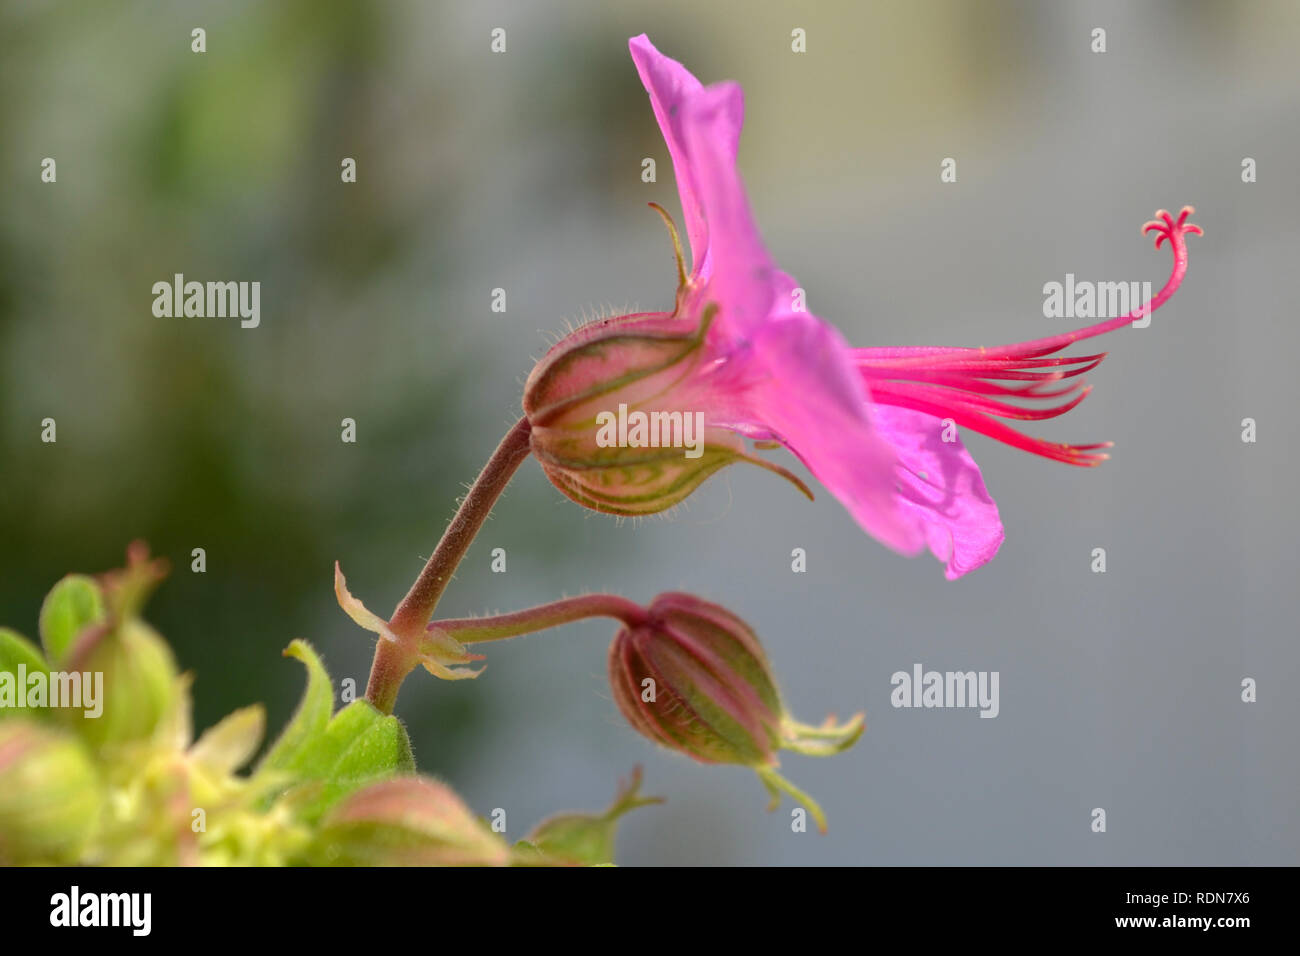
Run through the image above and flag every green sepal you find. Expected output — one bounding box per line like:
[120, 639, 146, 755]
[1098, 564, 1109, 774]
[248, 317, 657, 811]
[38, 576, 106, 666]
[521, 766, 662, 866]
[780, 712, 866, 757]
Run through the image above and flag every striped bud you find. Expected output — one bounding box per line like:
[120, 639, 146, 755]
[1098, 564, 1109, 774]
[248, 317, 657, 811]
[523, 310, 809, 516]
[608, 592, 863, 831]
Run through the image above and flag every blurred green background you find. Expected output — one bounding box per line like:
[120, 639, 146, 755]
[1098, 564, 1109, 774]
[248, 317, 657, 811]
[3, 0, 1298, 864]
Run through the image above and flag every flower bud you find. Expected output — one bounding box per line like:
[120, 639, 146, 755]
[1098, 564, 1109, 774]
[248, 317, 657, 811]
[608, 592, 863, 831]
[62, 619, 180, 750]
[523, 311, 809, 516]
[0, 720, 103, 863]
[312, 776, 510, 866]
[51, 544, 181, 750]
[519, 765, 662, 866]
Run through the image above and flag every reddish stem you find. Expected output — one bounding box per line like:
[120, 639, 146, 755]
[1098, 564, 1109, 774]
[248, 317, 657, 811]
[388, 417, 534, 637]
[364, 417, 534, 713]
[434, 594, 650, 645]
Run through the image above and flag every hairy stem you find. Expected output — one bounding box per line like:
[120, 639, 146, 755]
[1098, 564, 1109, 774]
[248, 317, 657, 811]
[365, 416, 533, 712]
[364, 638, 413, 716]
[388, 417, 533, 636]
[434, 594, 650, 645]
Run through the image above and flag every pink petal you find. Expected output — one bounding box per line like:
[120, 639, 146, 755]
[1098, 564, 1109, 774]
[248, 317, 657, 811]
[867, 406, 1005, 579]
[742, 312, 924, 558]
[628, 34, 726, 282]
[680, 82, 793, 341]
[630, 36, 1004, 580]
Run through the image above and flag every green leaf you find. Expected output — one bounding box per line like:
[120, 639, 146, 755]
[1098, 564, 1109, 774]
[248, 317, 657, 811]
[0, 630, 50, 723]
[283, 700, 415, 823]
[257, 640, 334, 773]
[38, 576, 106, 666]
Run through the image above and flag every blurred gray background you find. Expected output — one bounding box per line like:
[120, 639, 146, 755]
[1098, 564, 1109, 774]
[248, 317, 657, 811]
[2, 0, 1296, 864]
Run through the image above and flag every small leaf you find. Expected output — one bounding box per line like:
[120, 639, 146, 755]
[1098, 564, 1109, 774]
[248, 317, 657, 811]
[258, 640, 334, 773]
[38, 576, 106, 665]
[283, 700, 415, 822]
[0, 630, 49, 723]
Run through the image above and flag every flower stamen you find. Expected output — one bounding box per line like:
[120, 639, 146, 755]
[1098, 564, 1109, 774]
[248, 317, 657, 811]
[855, 207, 1201, 466]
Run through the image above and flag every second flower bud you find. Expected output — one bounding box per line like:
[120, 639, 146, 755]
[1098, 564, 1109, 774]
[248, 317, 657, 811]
[608, 592, 863, 832]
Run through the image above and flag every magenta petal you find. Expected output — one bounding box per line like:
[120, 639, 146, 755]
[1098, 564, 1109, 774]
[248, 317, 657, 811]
[680, 83, 794, 341]
[627, 36, 1009, 579]
[868, 406, 1005, 579]
[628, 34, 723, 282]
[743, 313, 925, 558]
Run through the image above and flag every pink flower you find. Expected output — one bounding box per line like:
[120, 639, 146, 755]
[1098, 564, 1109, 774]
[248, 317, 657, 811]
[530, 35, 1201, 580]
